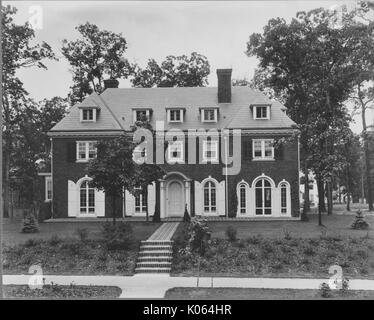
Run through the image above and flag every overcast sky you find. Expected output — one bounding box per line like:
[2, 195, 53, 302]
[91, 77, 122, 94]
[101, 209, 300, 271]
[5, 0, 373, 132]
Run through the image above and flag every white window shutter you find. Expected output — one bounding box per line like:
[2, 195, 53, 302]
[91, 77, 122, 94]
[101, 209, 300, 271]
[148, 183, 156, 215]
[125, 190, 134, 216]
[194, 181, 203, 216]
[68, 180, 77, 217]
[95, 189, 105, 217]
[218, 181, 226, 216]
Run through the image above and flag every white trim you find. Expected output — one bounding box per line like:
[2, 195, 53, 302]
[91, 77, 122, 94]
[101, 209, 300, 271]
[167, 140, 184, 164]
[253, 105, 270, 120]
[80, 108, 96, 122]
[252, 139, 274, 160]
[166, 179, 185, 217]
[278, 179, 291, 216]
[76, 141, 97, 162]
[45, 176, 52, 202]
[167, 109, 184, 123]
[236, 180, 250, 216]
[201, 108, 218, 123]
[133, 109, 150, 123]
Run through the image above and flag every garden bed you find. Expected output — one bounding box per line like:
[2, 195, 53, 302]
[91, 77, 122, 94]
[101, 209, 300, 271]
[172, 234, 374, 279]
[4, 284, 121, 299]
[165, 287, 374, 300]
[3, 237, 139, 275]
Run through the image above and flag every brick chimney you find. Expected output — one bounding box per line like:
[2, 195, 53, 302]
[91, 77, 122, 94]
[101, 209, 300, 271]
[217, 69, 232, 103]
[103, 79, 119, 90]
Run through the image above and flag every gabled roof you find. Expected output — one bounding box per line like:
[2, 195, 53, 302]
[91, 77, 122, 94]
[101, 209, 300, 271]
[50, 86, 296, 133]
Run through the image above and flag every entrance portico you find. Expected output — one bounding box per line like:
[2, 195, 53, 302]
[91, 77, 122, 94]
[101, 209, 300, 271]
[159, 172, 191, 218]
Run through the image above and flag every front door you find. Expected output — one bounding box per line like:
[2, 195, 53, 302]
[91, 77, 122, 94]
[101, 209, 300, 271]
[167, 181, 184, 217]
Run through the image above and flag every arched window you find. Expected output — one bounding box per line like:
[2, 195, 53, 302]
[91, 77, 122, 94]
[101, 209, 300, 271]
[204, 181, 216, 213]
[80, 180, 95, 214]
[135, 187, 147, 213]
[255, 179, 272, 215]
[239, 183, 247, 214]
[280, 182, 288, 214]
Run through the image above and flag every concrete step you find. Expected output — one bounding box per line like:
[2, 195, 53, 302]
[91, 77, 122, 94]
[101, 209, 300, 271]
[138, 250, 172, 257]
[135, 267, 171, 273]
[137, 256, 172, 262]
[140, 240, 173, 246]
[139, 245, 172, 251]
[136, 261, 171, 268]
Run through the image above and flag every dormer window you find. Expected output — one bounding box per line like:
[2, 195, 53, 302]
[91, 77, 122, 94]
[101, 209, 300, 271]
[133, 109, 151, 122]
[253, 105, 270, 120]
[80, 108, 97, 122]
[201, 108, 218, 123]
[167, 109, 184, 123]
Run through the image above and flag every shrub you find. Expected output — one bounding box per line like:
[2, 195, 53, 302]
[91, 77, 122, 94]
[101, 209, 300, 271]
[319, 282, 332, 298]
[101, 222, 134, 250]
[75, 228, 89, 242]
[246, 235, 262, 245]
[282, 228, 292, 240]
[225, 226, 237, 242]
[185, 217, 211, 255]
[351, 210, 370, 230]
[303, 246, 315, 256]
[49, 235, 62, 246]
[24, 238, 40, 248]
[20, 210, 39, 233]
[183, 206, 191, 223]
[340, 278, 349, 295]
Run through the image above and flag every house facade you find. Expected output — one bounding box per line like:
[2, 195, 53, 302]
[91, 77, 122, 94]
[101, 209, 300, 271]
[47, 69, 300, 220]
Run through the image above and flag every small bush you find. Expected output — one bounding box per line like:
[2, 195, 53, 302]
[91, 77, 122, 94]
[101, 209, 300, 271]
[341, 278, 349, 294]
[20, 210, 39, 234]
[186, 217, 211, 255]
[303, 246, 315, 256]
[351, 210, 370, 230]
[183, 206, 191, 223]
[319, 282, 332, 298]
[225, 226, 237, 242]
[101, 222, 134, 250]
[246, 235, 262, 245]
[24, 238, 40, 248]
[282, 228, 292, 240]
[75, 228, 89, 242]
[49, 235, 62, 246]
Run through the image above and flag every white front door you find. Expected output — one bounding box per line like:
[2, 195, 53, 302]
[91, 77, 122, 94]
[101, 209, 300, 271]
[167, 181, 184, 217]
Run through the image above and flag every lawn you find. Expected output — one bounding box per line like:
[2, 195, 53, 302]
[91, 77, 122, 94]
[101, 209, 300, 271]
[164, 287, 374, 300]
[4, 284, 121, 299]
[2, 221, 161, 275]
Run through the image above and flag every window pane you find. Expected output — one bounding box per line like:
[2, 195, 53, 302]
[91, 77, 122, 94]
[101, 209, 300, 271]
[264, 188, 271, 208]
[204, 109, 215, 121]
[255, 188, 262, 213]
[88, 142, 96, 159]
[281, 185, 287, 213]
[254, 140, 262, 157]
[78, 142, 86, 159]
[264, 140, 273, 157]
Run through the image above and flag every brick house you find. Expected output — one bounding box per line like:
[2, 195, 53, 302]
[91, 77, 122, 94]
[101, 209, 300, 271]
[46, 69, 300, 220]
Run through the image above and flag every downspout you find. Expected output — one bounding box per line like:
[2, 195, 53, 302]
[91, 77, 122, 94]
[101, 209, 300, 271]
[297, 134, 301, 219]
[224, 135, 229, 218]
[50, 137, 54, 219]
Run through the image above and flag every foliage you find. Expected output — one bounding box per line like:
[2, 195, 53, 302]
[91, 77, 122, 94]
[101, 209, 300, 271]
[62, 22, 133, 104]
[183, 206, 191, 223]
[20, 208, 39, 233]
[75, 228, 90, 242]
[225, 226, 237, 242]
[319, 283, 332, 298]
[179, 217, 211, 256]
[101, 221, 134, 250]
[131, 52, 210, 88]
[351, 210, 370, 230]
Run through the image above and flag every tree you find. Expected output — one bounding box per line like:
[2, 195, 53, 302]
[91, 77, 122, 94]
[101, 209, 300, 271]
[2, 5, 56, 217]
[87, 117, 164, 224]
[62, 22, 133, 104]
[246, 7, 363, 224]
[131, 52, 210, 88]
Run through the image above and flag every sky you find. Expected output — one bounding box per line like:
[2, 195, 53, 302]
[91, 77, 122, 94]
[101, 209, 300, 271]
[5, 0, 373, 132]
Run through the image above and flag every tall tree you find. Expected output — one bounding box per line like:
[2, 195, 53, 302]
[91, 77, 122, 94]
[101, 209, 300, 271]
[131, 52, 210, 88]
[2, 5, 56, 217]
[62, 22, 133, 104]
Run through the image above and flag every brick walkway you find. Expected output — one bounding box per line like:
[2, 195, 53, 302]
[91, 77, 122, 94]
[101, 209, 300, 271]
[147, 222, 179, 241]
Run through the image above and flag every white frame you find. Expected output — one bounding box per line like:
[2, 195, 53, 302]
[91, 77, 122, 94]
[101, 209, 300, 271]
[253, 105, 270, 120]
[278, 180, 291, 216]
[238, 182, 247, 214]
[45, 176, 52, 202]
[203, 180, 217, 213]
[167, 109, 184, 123]
[133, 109, 150, 123]
[254, 178, 273, 215]
[76, 141, 97, 162]
[201, 108, 218, 123]
[80, 108, 96, 122]
[134, 187, 147, 213]
[202, 140, 219, 163]
[167, 140, 184, 164]
[252, 139, 274, 160]
[79, 179, 96, 216]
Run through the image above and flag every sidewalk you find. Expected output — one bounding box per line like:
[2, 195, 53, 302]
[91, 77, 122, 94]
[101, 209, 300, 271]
[4, 274, 374, 298]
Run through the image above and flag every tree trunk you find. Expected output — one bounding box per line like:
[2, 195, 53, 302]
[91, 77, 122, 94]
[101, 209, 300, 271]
[303, 167, 310, 213]
[326, 180, 333, 215]
[317, 176, 326, 213]
[3, 147, 10, 218]
[346, 168, 351, 211]
[112, 195, 116, 225]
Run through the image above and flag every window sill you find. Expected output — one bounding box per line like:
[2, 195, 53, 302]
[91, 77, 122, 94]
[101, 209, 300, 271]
[252, 158, 275, 161]
[80, 120, 96, 123]
[167, 159, 185, 164]
[202, 159, 219, 164]
[76, 160, 89, 163]
[168, 120, 183, 124]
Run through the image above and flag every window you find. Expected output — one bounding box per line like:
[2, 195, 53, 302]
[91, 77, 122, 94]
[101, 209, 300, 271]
[80, 108, 96, 122]
[204, 181, 216, 213]
[76, 141, 97, 161]
[202, 140, 218, 162]
[168, 109, 183, 123]
[239, 183, 247, 214]
[255, 179, 272, 215]
[253, 106, 270, 119]
[133, 109, 150, 122]
[134, 187, 147, 213]
[80, 180, 95, 214]
[201, 108, 218, 122]
[252, 139, 274, 160]
[45, 176, 52, 201]
[280, 183, 287, 214]
[167, 141, 184, 163]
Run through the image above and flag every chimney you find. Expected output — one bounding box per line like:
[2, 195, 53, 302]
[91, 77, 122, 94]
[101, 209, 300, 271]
[216, 69, 232, 103]
[103, 79, 119, 90]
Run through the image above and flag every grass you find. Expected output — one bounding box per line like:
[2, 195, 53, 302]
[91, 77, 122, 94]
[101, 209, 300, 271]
[165, 287, 374, 300]
[2, 220, 161, 245]
[4, 284, 121, 299]
[171, 234, 374, 279]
